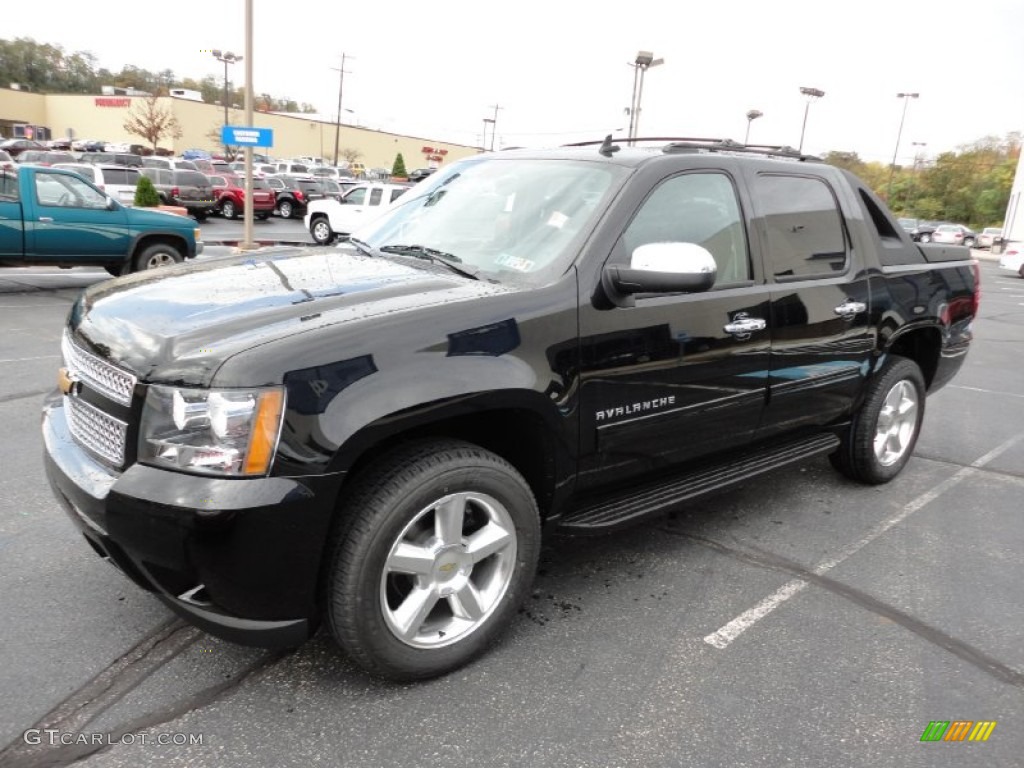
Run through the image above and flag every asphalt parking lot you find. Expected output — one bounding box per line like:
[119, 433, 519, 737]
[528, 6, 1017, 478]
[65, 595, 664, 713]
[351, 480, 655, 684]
[0, 256, 1021, 767]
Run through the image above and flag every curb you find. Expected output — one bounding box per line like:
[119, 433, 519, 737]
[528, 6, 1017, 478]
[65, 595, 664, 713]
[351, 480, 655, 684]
[203, 239, 313, 248]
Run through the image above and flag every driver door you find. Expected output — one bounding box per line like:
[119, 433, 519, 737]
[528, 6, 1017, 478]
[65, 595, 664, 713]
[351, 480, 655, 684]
[30, 170, 131, 262]
[577, 170, 773, 489]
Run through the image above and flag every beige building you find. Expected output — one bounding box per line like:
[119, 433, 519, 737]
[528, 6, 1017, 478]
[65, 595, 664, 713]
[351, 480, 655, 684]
[0, 87, 478, 170]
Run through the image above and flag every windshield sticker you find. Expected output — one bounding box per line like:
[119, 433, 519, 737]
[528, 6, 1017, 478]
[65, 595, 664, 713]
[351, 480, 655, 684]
[494, 254, 535, 272]
[547, 211, 569, 229]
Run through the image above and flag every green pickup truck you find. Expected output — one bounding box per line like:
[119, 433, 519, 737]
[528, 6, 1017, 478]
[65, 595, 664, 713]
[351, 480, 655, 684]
[0, 165, 203, 276]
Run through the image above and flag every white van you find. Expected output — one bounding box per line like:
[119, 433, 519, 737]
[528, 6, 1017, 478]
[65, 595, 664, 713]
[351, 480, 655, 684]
[51, 163, 142, 206]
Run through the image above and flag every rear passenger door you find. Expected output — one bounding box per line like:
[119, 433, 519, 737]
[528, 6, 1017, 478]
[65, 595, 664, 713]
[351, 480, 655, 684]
[750, 172, 873, 439]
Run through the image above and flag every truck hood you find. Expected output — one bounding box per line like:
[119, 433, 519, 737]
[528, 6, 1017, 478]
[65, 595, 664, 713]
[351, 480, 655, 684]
[69, 247, 511, 386]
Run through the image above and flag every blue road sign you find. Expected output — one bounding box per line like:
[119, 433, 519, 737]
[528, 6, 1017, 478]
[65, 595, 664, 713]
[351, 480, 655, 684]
[221, 126, 274, 148]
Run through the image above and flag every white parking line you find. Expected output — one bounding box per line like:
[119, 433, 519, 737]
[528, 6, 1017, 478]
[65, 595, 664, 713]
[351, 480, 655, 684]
[703, 432, 1024, 650]
[0, 355, 60, 364]
[951, 385, 1024, 400]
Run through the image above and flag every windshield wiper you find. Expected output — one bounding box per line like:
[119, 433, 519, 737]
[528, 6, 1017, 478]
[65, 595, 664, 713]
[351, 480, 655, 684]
[379, 244, 480, 280]
[345, 236, 378, 258]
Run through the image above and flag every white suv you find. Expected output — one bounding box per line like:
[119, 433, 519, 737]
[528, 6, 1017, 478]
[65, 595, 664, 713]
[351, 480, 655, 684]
[51, 163, 142, 206]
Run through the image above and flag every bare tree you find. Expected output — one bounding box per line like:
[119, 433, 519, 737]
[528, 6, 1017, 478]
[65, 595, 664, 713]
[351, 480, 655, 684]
[340, 147, 363, 164]
[123, 95, 182, 151]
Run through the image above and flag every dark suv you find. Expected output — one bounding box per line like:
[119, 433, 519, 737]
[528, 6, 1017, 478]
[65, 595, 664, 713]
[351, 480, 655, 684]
[265, 176, 309, 219]
[140, 168, 216, 219]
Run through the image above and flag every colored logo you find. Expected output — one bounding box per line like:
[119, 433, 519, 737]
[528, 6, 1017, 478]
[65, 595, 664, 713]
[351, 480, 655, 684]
[920, 721, 997, 742]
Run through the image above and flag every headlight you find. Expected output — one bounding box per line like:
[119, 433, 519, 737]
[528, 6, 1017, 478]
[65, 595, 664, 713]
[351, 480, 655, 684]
[140, 384, 285, 476]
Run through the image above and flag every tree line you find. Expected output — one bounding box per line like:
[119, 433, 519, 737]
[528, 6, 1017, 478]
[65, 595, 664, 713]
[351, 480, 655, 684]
[822, 133, 1020, 229]
[0, 37, 317, 114]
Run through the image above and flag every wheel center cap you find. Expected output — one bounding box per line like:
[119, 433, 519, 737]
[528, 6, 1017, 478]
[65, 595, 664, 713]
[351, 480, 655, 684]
[431, 546, 471, 594]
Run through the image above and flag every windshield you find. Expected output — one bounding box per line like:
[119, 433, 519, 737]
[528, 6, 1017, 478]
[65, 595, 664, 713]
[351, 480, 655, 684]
[351, 157, 626, 284]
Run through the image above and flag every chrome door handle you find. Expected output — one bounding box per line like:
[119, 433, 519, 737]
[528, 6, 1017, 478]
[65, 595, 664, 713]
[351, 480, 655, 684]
[724, 314, 767, 337]
[834, 300, 867, 317]
[38, 216, 54, 223]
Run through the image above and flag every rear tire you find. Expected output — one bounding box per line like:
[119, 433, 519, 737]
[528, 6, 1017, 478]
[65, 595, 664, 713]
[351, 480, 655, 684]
[221, 199, 236, 219]
[830, 356, 926, 485]
[326, 439, 540, 681]
[132, 242, 184, 272]
[278, 200, 294, 219]
[919, 233, 932, 243]
[963, 236, 976, 248]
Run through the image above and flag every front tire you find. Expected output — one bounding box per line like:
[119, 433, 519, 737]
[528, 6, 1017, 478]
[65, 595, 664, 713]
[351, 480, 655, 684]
[830, 356, 926, 484]
[327, 440, 540, 681]
[310, 216, 334, 245]
[133, 242, 183, 272]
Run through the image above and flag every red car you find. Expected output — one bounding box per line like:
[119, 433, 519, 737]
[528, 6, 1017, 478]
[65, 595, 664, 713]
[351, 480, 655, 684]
[209, 174, 276, 220]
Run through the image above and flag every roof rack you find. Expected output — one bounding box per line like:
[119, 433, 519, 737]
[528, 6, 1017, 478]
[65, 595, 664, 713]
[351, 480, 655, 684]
[561, 136, 819, 162]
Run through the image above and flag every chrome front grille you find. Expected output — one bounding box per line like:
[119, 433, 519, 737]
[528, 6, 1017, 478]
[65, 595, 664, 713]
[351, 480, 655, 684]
[62, 333, 137, 406]
[65, 395, 128, 465]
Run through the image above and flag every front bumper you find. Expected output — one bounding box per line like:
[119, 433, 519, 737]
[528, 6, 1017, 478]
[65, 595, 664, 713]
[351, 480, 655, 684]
[42, 393, 343, 649]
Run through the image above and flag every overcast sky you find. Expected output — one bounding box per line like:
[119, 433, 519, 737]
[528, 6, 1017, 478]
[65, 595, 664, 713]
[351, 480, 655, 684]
[6, 0, 1024, 162]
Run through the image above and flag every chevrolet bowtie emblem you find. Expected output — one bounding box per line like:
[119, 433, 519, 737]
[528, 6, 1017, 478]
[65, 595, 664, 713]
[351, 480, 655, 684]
[58, 367, 81, 396]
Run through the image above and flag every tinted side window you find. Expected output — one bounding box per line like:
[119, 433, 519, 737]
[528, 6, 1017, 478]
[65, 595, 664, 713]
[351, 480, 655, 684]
[345, 188, 367, 205]
[755, 174, 847, 279]
[621, 172, 751, 285]
[175, 171, 209, 186]
[105, 168, 135, 185]
[369, 188, 383, 205]
[389, 188, 407, 203]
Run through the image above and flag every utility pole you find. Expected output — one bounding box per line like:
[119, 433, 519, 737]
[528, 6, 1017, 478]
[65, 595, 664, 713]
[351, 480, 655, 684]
[331, 53, 352, 166]
[487, 104, 502, 151]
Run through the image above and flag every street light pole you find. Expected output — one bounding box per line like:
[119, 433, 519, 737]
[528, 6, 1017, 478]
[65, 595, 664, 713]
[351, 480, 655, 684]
[908, 140, 927, 216]
[211, 50, 242, 145]
[241, 0, 254, 251]
[797, 86, 824, 154]
[487, 104, 502, 151]
[482, 117, 495, 152]
[627, 51, 664, 145]
[744, 109, 763, 144]
[887, 91, 920, 201]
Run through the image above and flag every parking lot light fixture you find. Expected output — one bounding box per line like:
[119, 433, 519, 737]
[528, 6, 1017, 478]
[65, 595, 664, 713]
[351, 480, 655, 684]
[211, 50, 242, 147]
[887, 92, 920, 201]
[744, 109, 763, 144]
[797, 86, 825, 154]
[628, 51, 664, 145]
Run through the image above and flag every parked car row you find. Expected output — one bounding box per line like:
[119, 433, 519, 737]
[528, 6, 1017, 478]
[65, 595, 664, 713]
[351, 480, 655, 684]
[897, 218, 1003, 248]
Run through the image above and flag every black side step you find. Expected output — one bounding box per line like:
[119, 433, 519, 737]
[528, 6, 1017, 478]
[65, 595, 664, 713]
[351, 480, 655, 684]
[558, 433, 840, 533]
